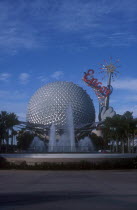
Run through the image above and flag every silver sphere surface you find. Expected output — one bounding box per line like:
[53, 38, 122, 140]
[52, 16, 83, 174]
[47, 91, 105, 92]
[27, 81, 95, 128]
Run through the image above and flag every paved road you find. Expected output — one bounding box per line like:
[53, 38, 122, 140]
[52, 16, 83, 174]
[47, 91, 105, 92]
[0, 170, 137, 210]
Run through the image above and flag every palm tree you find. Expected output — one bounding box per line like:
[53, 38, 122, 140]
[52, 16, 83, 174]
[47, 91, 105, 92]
[103, 111, 136, 153]
[16, 130, 34, 151]
[0, 111, 19, 152]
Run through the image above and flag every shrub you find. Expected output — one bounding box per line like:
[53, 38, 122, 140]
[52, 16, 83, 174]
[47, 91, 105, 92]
[0, 156, 10, 169]
[0, 157, 137, 170]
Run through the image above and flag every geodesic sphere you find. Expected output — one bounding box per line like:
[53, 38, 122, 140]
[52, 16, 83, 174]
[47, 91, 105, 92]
[27, 81, 95, 128]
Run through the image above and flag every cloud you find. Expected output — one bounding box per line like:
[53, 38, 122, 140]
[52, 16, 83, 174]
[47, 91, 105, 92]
[0, 73, 11, 81]
[84, 32, 137, 47]
[0, 90, 28, 101]
[0, 90, 7, 97]
[113, 78, 137, 90]
[52, 0, 137, 32]
[0, 1, 42, 53]
[37, 76, 48, 83]
[51, 71, 64, 80]
[19, 73, 30, 84]
[116, 104, 137, 118]
[124, 95, 137, 102]
[0, 0, 136, 53]
[110, 94, 137, 105]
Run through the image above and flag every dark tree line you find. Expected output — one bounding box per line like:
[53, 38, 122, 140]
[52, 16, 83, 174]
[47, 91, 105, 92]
[16, 130, 34, 150]
[102, 111, 137, 153]
[0, 111, 19, 152]
[0, 111, 34, 152]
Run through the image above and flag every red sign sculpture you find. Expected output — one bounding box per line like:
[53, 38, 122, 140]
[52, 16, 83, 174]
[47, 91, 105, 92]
[83, 69, 112, 106]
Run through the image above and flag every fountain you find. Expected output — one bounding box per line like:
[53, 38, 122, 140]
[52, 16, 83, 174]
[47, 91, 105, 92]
[63, 105, 94, 152]
[29, 136, 46, 152]
[48, 104, 76, 152]
[56, 134, 70, 152]
[48, 124, 56, 152]
[78, 137, 94, 152]
[29, 105, 94, 153]
[66, 104, 76, 152]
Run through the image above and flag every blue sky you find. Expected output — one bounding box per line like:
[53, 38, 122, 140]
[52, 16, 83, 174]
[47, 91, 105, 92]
[0, 0, 137, 121]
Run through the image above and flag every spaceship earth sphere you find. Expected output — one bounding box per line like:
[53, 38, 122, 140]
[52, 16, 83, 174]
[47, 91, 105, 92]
[27, 81, 95, 128]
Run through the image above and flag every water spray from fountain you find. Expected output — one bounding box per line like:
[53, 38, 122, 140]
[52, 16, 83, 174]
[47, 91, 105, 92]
[78, 136, 94, 152]
[29, 136, 46, 152]
[48, 103, 76, 152]
[66, 104, 76, 152]
[48, 124, 56, 152]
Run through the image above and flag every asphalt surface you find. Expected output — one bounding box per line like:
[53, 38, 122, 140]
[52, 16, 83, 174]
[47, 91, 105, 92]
[0, 170, 137, 210]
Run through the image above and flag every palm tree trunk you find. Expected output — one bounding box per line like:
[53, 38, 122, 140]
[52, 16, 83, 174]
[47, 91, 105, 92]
[0, 139, 1, 152]
[122, 139, 125, 153]
[116, 140, 118, 153]
[112, 140, 115, 153]
[132, 134, 135, 153]
[116, 134, 118, 153]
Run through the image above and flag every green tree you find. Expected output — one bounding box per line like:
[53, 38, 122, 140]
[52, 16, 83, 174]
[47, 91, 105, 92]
[103, 111, 137, 153]
[16, 130, 34, 150]
[0, 111, 19, 152]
